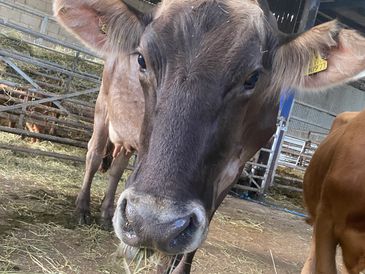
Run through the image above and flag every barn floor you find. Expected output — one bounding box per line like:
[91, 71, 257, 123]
[0, 134, 343, 273]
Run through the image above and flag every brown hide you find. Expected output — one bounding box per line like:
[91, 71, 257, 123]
[303, 110, 365, 274]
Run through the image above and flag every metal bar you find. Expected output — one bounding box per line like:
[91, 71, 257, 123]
[259, 148, 274, 154]
[241, 170, 263, 189]
[285, 133, 321, 143]
[1, 71, 65, 91]
[0, 143, 85, 163]
[245, 161, 269, 169]
[0, 95, 65, 116]
[280, 148, 314, 159]
[66, 51, 80, 93]
[261, 120, 285, 193]
[274, 175, 303, 184]
[242, 172, 265, 180]
[274, 184, 303, 192]
[233, 184, 260, 193]
[4, 33, 103, 67]
[24, 112, 93, 131]
[22, 40, 103, 67]
[39, 16, 49, 34]
[0, 87, 99, 112]
[0, 111, 93, 136]
[0, 57, 70, 113]
[35, 16, 49, 44]
[20, 53, 99, 80]
[277, 162, 307, 171]
[0, 80, 96, 108]
[0, 56, 42, 90]
[17, 89, 29, 129]
[0, 19, 98, 57]
[0, 50, 100, 83]
[2, 48, 100, 80]
[2, 71, 65, 91]
[0, 126, 88, 148]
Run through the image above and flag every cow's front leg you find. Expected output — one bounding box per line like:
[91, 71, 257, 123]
[301, 228, 316, 274]
[100, 148, 132, 230]
[76, 97, 108, 225]
[76, 137, 107, 225]
[169, 251, 196, 274]
[314, 211, 337, 274]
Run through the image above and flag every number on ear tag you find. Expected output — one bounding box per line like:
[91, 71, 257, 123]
[307, 55, 328, 75]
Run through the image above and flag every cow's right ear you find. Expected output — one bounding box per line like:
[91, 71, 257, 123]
[53, 0, 152, 57]
[272, 21, 365, 92]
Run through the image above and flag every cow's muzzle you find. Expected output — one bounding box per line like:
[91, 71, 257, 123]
[113, 188, 208, 255]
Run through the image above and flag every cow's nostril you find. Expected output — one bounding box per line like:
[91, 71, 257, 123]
[119, 199, 138, 243]
[120, 198, 128, 220]
[173, 218, 189, 230]
[169, 214, 199, 250]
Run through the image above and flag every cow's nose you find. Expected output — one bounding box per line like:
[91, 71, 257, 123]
[116, 194, 206, 254]
[165, 214, 201, 253]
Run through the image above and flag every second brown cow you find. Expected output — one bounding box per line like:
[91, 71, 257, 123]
[302, 110, 365, 274]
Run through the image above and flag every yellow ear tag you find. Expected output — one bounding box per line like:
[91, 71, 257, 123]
[307, 55, 328, 76]
[99, 18, 107, 34]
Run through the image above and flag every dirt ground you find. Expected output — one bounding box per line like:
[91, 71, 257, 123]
[0, 179, 310, 274]
[0, 134, 343, 274]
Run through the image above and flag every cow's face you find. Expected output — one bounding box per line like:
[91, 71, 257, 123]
[55, 0, 365, 259]
[115, 0, 279, 255]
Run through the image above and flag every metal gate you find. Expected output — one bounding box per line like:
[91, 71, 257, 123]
[0, 0, 103, 161]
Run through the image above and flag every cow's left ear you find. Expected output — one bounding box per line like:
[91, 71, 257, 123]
[273, 21, 365, 91]
[54, 0, 153, 57]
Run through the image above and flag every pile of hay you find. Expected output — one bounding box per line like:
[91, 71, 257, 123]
[0, 132, 174, 273]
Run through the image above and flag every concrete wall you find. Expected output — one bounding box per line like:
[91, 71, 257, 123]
[288, 84, 365, 140]
[12, 0, 53, 14]
[0, 0, 80, 45]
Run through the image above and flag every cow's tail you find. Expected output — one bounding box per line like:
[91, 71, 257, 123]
[99, 138, 114, 173]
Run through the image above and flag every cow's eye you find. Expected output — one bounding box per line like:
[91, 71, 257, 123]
[244, 70, 260, 90]
[137, 54, 146, 71]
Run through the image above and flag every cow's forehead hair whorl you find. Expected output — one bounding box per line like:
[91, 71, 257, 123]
[154, 0, 265, 35]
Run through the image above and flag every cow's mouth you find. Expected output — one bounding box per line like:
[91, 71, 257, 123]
[116, 243, 180, 273]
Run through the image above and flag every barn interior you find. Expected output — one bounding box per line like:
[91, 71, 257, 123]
[0, 0, 365, 273]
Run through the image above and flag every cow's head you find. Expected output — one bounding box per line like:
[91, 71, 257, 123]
[55, 0, 365, 259]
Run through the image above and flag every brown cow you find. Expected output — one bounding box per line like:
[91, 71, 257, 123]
[329, 111, 359, 133]
[302, 110, 365, 274]
[54, 1, 145, 229]
[54, 0, 365, 272]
